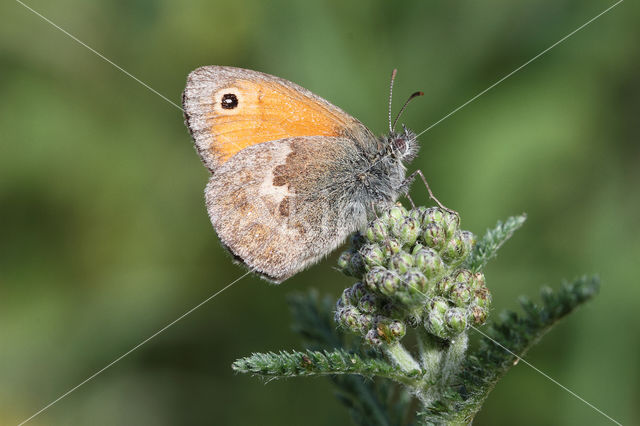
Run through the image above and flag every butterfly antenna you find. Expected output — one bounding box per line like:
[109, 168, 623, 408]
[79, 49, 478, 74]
[392, 91, 424, 132]
[388, 69, 398, 133]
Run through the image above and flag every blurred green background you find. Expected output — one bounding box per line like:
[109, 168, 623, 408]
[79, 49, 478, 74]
[1, 0, 638, 424]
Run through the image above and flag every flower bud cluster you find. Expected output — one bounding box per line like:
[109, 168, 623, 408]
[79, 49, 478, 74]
[335, 205, 491, 344]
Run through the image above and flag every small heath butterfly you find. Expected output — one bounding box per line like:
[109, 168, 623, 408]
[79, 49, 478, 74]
[182, 66, 428, 283]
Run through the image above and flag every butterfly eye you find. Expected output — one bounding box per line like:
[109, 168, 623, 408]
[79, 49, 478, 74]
[393, 137, 406, 152]
[221, 93, 238, 109]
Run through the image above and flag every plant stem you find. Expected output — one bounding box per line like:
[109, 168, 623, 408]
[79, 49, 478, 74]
[415, 332, 469, 409]
[416, 327, 443, 383]
[440, 333, 468, 388]
[383, 341, 421, 376]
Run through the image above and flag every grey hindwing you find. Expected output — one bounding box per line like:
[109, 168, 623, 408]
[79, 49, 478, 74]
[205, 136, 372, 282]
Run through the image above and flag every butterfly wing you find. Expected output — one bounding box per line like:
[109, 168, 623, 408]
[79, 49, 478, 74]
[206, 136, 369, 283]
[182, 66, 372, 171]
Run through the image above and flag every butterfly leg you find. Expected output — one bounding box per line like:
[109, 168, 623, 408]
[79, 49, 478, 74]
[370, 201, 380, 219]
[406, 193, 417, 209]
[405, 169, 456, 215]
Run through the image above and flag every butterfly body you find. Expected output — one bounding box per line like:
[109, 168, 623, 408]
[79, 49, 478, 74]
[183, 66, 418, 282]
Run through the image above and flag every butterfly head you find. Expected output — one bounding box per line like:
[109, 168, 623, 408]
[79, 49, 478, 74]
[387, 125, 418, 163]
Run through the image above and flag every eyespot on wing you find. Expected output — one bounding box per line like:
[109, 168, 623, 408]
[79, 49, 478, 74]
[182, 66, 365, 170]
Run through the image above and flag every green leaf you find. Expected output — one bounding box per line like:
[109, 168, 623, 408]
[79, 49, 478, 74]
[272, 291, 418, 426]
[419, 276, 600, 423]
[467, 214, 527, 272]
[232, 349, 418, 384]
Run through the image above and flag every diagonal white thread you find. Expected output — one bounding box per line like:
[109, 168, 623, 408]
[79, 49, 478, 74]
[414, 0, 624, 138]
[18, 271, 251, 426]
[14, 0, 250, 153]
[470, 325, 622, 425]
[15, 0, 183, 111]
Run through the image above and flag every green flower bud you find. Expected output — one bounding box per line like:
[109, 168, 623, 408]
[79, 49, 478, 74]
[359, 313, 374, 330]
[460, 230, 475, 255]
[422, 223, 447, 251]
[338, 249, 368, 277]
[429, 297, 450, 315]
[388, 204, 409, 222]
[365, 328, 383, 346]
[470, 272, 486, 290]
[442, 232, 466, 265]
[338, 287, 355, 308]
[377, 270, 401, 297]
[389, 251, 414, 273]
[365, 218, 389, 243]
[408, 206, 429, 222]
[358, 293, 378, 314]
[351, 281, 367, 300]
[391, 217, 421, 246]
[442, 210, 460, 239]
[376, 318, 406, 343]
[436, 276, 455, 295]
[336, 306, 362, 331]
[381, 238, 402, 257]
[425, 310, 447, 339]
[449, 282, 472, 307]
[422, 207, 445, 227]
[337, 251, 353, 273]
[364, 266, 387, 291]
[470, 306, 488, 325]
[402, 269, 429, 297]
[411, 243, 425, 255]
[413, 248, 446, 280]
[445, 307, 467, 334]
[452, 269, 473, 286]
[378, 209, 390, 224]
[336, 204, 491, 345]
[359, 244, 385, 268]
[473, 286, 492, 310]
[388, 320, 406, 338]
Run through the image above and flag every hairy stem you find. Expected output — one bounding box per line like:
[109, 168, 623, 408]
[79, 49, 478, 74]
[416, 328, 443, 384]
[439, 333, 468, 388]
[383, 342, 421, 376]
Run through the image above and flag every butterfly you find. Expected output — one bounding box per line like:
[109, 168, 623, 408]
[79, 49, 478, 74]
[182, 66, 436, 283]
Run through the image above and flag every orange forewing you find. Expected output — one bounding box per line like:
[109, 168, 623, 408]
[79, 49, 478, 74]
[205, 80, 346, 164]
